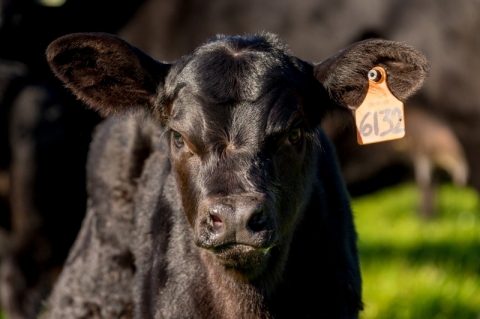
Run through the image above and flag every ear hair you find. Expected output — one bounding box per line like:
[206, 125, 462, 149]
[46, 32, 170, 117]
[314, 39, 429, 109]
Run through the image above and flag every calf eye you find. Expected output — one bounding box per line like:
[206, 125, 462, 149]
[288, 127, 302, 145]
[172, 130, 185, 148]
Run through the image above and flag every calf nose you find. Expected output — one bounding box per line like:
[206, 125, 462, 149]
[209, 201, 268, 233]
[205, 197, 272, 247]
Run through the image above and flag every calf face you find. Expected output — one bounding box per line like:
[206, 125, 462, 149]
[165, 39, 323, 274]
[46, 32, 427, 282]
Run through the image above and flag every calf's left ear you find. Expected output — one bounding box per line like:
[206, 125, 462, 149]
[46, 32, 170, 118]
[314, 38, 429, 110]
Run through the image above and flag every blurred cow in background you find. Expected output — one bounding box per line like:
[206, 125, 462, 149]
[324, 105, 468, 219]
[0, 0, 144, 317]
[0, 0, 477, 318]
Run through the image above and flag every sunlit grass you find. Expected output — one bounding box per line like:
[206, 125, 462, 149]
[353, 183, 480, 319]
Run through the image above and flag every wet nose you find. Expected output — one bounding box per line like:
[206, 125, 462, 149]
[197, 195, 278, 249]
[208, 200, 268, 234]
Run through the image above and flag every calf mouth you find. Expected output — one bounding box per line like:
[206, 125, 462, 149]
[209, 243, 274, 270]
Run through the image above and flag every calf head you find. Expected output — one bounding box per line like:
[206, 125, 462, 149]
[46, 32, 427, 278]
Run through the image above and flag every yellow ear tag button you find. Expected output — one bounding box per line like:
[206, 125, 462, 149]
[355, 66, 405, 145]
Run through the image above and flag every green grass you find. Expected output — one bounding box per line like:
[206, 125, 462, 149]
[353, 183, 480, 319]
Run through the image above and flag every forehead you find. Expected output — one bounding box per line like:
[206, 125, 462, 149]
[164, 34, 309, 136]
[166, 33, 308, 105]
[169, 85, 302, 147]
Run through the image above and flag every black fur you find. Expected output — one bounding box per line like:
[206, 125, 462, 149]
[42, 32, 427, 318]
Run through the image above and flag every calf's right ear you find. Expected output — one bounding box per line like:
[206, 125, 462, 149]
[46, 32, 170, 118]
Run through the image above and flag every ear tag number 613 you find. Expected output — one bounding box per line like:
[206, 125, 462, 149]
[355, 66, 405, 145]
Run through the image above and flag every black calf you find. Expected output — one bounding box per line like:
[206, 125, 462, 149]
[41, 32, 427, 318]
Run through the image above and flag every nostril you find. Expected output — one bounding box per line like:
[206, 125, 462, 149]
[248, 209, 267, 232]
[210, 213, 223, 229]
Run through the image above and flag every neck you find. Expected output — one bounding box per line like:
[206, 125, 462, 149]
[199, 238, 294, 319]
[201, 252, 273, 319]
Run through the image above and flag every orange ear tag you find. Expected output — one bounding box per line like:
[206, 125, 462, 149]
[355, 66, 405, 145]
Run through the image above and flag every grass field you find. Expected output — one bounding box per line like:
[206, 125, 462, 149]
[354, 183, 480, 319]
